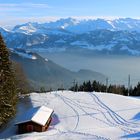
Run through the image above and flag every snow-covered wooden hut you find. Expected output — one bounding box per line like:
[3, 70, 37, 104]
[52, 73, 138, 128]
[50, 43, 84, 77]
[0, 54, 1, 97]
[15, 106, 54, 133]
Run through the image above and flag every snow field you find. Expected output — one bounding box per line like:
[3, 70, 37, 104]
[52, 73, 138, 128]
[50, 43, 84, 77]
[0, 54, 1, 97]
[6, 91, 140, 139]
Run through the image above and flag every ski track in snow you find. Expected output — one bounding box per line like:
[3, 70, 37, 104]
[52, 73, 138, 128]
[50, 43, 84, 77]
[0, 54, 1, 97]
[59, 93, 129, 138]
[3, 91, 140, 140]
[55, 93, 111, 140]
[88, 93, 139, 134]
[54, 92, 140, 139]
[33, 93, 111, 140]
[59, 94, 112, 126]
[32, 92, 140, 139]
[56, 94, 80, 131]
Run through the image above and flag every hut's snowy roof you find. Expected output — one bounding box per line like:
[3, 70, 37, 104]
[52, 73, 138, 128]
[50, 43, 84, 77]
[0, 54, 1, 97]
[15, 106, 53, 126]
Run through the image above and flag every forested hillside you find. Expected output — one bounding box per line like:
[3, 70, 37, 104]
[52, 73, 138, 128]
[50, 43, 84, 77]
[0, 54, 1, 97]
[0, 34, 17, 128]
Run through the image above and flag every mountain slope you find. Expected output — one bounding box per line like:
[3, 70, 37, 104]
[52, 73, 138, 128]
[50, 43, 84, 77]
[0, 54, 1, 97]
[2, 18, 140, 56]
[12, 18, 140, 34]
[1, 91, 140, 139]
[10, 50, 105, 90]
[4, 29, 140, 55]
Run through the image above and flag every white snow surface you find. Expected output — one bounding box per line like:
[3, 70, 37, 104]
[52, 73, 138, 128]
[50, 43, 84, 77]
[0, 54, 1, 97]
[14, 50, 37, 60]
[71, 41, 114, 51]
[15, 106, 53, 126]
[45, 58, 48, 62]
[11, 18, 140, 34]
[32, 106, 53, 126]
[120, 46, 140, 55]
[2, 91, 140, 140]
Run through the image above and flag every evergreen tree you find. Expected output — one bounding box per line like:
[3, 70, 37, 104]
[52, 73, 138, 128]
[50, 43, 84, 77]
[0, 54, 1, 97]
[132, 82, 140, 96]
[92, 81, 100, 92]
[86, 81, 92, 92]
[70, 80, 128, 96]
[0, 34, 17, 127]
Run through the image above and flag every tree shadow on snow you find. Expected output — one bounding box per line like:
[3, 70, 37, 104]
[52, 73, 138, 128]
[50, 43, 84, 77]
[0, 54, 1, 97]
[121, 112, 140, 139]
[0, 95, 33, 139]
[121, 132, 140, 139]
[131, 112, 140, 121]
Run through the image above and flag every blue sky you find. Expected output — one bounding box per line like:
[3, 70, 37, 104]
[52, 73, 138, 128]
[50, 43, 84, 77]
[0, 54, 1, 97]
[1, 0, 140, 26]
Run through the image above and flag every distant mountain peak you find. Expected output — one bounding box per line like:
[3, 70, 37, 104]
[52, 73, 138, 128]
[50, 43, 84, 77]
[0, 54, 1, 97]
[8, 17, 140, 35]
[2, 17, 140, 56]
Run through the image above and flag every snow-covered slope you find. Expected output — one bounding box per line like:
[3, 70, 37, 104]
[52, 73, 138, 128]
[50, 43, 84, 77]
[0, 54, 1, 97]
[10, 49, 37, 60]
[12, 21, 72, 35]
[4, 29, 140, 55]
[11, 18, 140, 34]
[1, 91, 140, 139]
[2, 18, 140, 55]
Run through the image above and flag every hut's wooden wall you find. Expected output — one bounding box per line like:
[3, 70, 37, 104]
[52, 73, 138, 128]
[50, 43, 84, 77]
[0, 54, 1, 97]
[17, 117, 52, 133]
[18, 121, 42, 133]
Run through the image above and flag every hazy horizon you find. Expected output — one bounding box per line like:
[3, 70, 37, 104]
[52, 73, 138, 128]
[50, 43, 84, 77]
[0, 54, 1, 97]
[39, 52, 140, 87]
[1, 0, 140, 26]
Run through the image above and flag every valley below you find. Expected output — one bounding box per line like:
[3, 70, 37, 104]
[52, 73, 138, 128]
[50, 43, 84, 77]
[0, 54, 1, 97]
[39, 51, 140, 87]
[2, 17, 140, 88]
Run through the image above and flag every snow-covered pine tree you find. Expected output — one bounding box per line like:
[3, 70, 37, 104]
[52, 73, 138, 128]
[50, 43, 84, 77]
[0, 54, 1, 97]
[0, 34, 17, 128]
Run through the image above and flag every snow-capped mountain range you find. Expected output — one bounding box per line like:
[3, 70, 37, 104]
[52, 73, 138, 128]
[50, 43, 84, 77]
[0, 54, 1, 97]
[12, 18, 140, 34]
[1, 17, 140, 55]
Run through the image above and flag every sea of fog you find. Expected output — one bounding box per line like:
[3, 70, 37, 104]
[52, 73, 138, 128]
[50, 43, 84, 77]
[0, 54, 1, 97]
[39, 52, 140, 87]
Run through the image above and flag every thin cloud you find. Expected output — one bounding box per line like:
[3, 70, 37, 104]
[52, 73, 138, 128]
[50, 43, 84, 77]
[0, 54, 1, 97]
[0, 3, 50, 11]
[0, 16, 60, 27]
[28, 3, 50, 8]
[72, 16, 121, 20]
